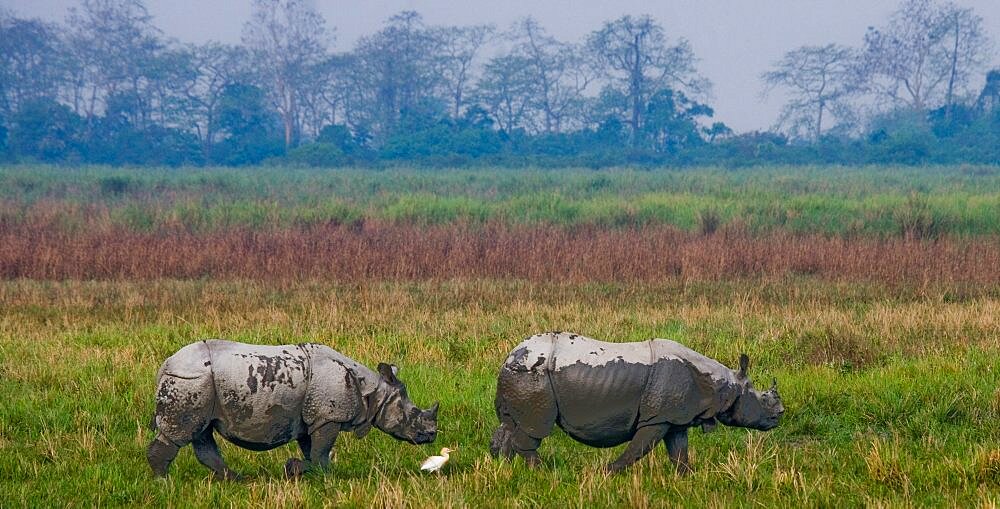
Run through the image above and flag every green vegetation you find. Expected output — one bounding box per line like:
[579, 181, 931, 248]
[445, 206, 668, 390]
[1, 280, 998, 506]
[3, 164, 1000, 236]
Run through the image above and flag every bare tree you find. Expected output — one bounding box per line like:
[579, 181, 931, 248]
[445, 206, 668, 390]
[349, 11, 444, 141]
[586, 15, 709, 146]
[181, 43, 249, 159]
[509, 17, 594, 133]
[0, 10, 65, 118]
[939, 3, 992, 118]
[243, 0, 330, 149]
[761, 44, 860, 140]
[434, 24, 495, 120]
[65, 0, 164, 124]
[861, 0, 991, 112]
[475, 54, 538, 134]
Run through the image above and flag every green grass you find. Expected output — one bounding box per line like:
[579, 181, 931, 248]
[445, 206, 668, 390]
[1, 279, 998, 507]
[3, 164, 1000, 235]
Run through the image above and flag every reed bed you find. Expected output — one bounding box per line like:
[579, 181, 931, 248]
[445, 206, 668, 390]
[3, 221, 999, 289]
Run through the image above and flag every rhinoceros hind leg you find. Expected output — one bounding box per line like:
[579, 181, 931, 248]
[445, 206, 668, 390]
[605, 424, 670, 474]
[147, 436, 179, 477]
[664, 427, 691, 475]
[511, 427, 544, 467]
[193, 428, 242, 481]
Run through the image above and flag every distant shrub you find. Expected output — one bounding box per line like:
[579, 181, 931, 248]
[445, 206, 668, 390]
[99, 176, 132, 196]
[698, 207, 722, 235]
[284, 143, 347, 167]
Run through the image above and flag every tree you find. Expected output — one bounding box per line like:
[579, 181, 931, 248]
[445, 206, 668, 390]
[976, 69, 1000, 112]
[243, 0, 330, 149]
[0, 11, 65, 119]
[509, 18, 594, 133]
[474, 54, 538, 134]
[939, 4, 992, 118]
[861, 0, 991, 112]
[434, 24, 495, 120]
[182, 43, 249, 160]
[7, 98, 84, 161]
[761, 44, 860, 140]
[214, 82, 283, 164]
[641, 88, 713, 153]
[586, 15, 709, 146]
[349, 11, 444, 142]
[64, 0, 165, 124]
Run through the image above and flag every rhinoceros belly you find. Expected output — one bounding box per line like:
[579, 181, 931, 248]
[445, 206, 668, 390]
[207, 341, 309, 448]
[549, 337, 652, 447]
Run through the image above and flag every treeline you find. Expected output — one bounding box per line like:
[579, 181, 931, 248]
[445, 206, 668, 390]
[0, 0, 998, 167]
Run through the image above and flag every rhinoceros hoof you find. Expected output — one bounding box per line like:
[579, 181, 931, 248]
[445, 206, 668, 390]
[603, 462, 626, 475]
[284, 458, 307, 479]
[213, 469, 243, 482]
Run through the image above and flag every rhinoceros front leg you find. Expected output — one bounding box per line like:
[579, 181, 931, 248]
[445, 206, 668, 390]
[605, 423, 670, 474]
[285, 422, 340, 478]
[193, 428, 242, 481]
[664, 427, 691, 475]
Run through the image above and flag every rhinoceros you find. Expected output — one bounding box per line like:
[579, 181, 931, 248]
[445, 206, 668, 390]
[147, 340, 438, 479]
[490, 332, 783, 474]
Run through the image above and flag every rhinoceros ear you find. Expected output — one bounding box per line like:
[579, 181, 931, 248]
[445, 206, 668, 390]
[738, 354, 750, 379]
[377, 362, 402, 386]
[425, 402, 440, 419]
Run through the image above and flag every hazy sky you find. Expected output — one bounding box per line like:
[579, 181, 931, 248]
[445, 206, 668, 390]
[5, 0, 1000, 132]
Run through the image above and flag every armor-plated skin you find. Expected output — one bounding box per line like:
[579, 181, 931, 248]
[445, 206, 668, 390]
[147, 340, 438, 480]
[490, 332, 783, 474]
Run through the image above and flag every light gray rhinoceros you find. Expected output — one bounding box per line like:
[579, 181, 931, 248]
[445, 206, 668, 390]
[490, 332, 783, 474]
[147, 339, 438, 479]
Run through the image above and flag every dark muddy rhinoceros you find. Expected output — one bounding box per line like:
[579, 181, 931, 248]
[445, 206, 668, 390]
[490, 332, 783, 474]
[147, 340, 438, 479]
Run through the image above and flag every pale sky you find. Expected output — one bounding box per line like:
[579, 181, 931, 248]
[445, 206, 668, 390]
[5, 0, 1000, 132]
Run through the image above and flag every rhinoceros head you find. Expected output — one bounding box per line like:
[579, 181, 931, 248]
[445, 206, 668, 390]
[371, 363, 438, 444]
[716, 354, 784, 431]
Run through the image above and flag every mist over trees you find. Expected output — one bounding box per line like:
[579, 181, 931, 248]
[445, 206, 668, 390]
[0, 0, 997, 167]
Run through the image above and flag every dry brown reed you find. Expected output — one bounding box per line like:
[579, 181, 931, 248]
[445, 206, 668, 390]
[2, 220, 999, 287]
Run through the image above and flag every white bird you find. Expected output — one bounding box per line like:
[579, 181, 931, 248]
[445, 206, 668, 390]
[420, 447, 454, 474]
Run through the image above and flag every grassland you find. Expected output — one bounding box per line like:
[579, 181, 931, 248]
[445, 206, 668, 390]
[2, 164, 1000, 235]
[1, 165, 999, 507]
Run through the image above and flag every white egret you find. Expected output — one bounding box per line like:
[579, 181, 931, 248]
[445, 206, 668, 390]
[420, 447, 454, 474]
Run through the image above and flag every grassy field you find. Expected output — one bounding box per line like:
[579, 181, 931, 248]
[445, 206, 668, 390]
[1, 165, 999, 507]
[2, 164, 1000, 235]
